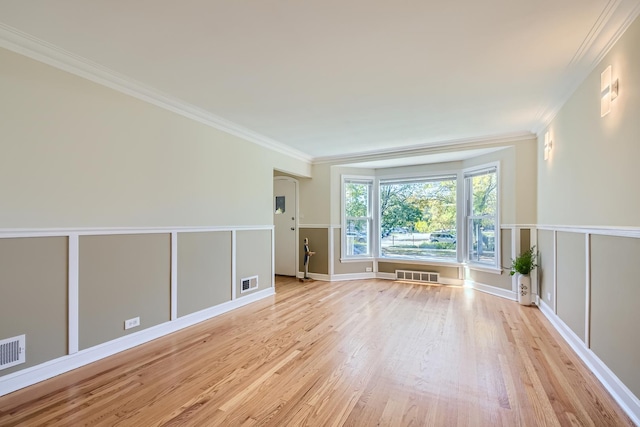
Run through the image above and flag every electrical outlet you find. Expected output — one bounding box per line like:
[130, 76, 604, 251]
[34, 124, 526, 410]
[547, 292, 551, 301]
[124, 317, 140, 330]
[366, 267, 372, 272]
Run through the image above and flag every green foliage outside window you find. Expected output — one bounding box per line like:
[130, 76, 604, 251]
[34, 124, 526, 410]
[345, 183, 369, 219]
[471, 173, 497, 217]
[380, 180, 456, 237]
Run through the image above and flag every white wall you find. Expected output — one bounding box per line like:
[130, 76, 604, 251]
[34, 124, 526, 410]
[0, 47, 309, 228]
[538, 15, 640, 227]
[298, 163, 332, 225]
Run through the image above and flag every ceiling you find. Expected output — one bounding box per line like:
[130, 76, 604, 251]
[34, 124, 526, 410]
[1, 1, 639, 163]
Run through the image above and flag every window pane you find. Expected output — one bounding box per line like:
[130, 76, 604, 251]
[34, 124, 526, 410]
[343, 178, 372, 258]
[466, 168, 498, 267]
[345, 182, 370, 218]
[468, 218, 496, 264]
[275, 196, 285, 214]
[470, 173, 497, 217]
[380, 179, 456, 261]
[345, 219, 369, 256]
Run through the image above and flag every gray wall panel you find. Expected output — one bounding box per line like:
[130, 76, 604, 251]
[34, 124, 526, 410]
[0, 237, 68, 375]
[79, 234, 171, 350]
[236, 230, 273, 296]
[556, 232, 586, 340]
[177, 231, 232, 317]
[591, 235, 640, 398]
[298, 228, 329, 275]
[537, 229, 555, 307]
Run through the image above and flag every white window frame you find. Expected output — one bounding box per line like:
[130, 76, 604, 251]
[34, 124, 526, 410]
[341, 175, 375, 260]
[378, 172, 460, 264]
[463, 162, 500, 272]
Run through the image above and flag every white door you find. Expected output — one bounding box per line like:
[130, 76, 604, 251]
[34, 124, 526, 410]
[274, 177, 297, 276]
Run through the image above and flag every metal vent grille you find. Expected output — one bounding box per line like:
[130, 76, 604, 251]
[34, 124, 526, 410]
[0, 335, 25, 370]
[396, 270, 439, 284]
[241, 276, 259, 293]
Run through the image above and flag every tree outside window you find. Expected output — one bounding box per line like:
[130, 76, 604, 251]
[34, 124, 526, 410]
[379, 177, 457, 261]
[465, 168, 498, 266]
[344, 178, 373, 257]
[342, 165, 498, 266]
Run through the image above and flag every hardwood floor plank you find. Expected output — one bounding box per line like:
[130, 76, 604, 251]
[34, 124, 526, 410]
[0, 277, 634, 426]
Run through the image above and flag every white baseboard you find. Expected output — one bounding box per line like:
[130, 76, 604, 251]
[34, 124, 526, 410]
[0, 287, 275, 397]
[466, 280, 517, 301]
[538, 300, 640, 426]
[298, 272, 377, 281]
[330, 272, 376, 281]
[297, 272, 331, 281]
[440, 277, 464, 286]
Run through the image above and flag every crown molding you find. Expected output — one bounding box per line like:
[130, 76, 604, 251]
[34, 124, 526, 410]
[312, 131, 536, 165]
[0, 23, 313, 164]
[532, 0, 640, 135]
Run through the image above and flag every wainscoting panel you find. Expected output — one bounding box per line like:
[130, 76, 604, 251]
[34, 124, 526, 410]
[555, 231, 586, 341]
[78, 234, 171, 350]
[501, 228, 512, 272]
[519, 228, 530, 254]
[590, 234, 640, 399]
[0, 237, 68, 375]
[468, 270, 512, 291]
[236, 229, 273, 296]
[298, 227, 329, 275]
[537, 225, 640, 424]
[0, 225, 275, 397]
[537, 229, 556, 309]
[177, 231, 232, 317]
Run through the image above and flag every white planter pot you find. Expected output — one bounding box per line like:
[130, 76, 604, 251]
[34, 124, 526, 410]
[518, 274, 532, 306]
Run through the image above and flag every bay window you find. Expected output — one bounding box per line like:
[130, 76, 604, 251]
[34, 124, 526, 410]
[341, 163, 498, 268]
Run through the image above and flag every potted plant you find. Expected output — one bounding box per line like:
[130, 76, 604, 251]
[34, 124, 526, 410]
[509, 246, 537, 306]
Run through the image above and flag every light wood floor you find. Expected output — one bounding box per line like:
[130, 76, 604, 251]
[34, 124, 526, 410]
[0, 277, 633, 426]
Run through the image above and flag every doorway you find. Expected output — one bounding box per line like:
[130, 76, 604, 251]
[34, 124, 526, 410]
[274, 177, 298, 276]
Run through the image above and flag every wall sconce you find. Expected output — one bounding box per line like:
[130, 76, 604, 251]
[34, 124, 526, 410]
[544, 131, 553, 160]
[601, 65, 619, 117]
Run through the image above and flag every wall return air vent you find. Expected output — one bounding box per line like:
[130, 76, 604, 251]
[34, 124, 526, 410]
[241, 276, 259, 293]
[0, 335, 26, 371]
[396, 270, 439, 284]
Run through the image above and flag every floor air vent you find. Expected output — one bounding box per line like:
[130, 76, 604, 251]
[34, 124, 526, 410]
[396, 270, 439, 284]
[0, 335, 25, 370]
[241, 276, 259, 293]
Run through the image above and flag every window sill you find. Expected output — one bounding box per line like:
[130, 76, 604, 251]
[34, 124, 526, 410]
[340, 256, 375, 263]
[340, 256, 464, 268]
[377, 257, 462, 268]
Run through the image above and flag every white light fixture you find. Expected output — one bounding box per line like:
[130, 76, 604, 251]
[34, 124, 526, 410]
[601, 65, 619, 117]
[544, 131, 552, 160]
